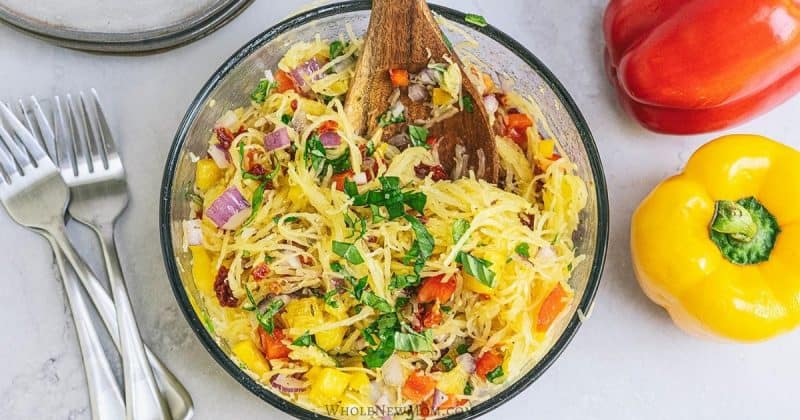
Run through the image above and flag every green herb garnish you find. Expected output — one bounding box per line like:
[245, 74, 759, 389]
[461, 95, 474, 113]
[486, 366, 504, 383]
[456, 343, 469, 355]
[292, 331, 315, 347]
[515, 242, 530, 258]
[452, 219, 470, 243]
[408, 125, 430, 149]
[394, 329, 434, 352]
[256, 299, 284, 335]
[332, 240, 364, 265]
[377, 108, 406, 127]
[441, 356, 455, 372]
[251, 79, 277, 104]
[361, 291, 394, 313]
[329, 40, 348, 60]
[463, 382, 474, 395]
[456, 251, 496, 288]
[281, 114, 292, 124]
[465, 13, 488, 27]
[323, 290, 339, 308]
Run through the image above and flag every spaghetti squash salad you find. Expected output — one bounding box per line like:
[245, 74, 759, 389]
[184, 31, 587, 418]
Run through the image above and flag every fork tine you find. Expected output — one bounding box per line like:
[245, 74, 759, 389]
[87, 89, 118, 161]
[0, 130, 20, 180]
[79, 91, 107, 170]
[65, 94, 93, 174]
[53, 96, 76, 175]
[29, 96, 57, 159]
[0, 104, 33, 171]
[0, 101, 48, 163]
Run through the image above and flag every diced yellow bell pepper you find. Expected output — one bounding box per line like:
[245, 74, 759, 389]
[231, 340, 270, 377]
[436, 368, 468, 395]
[287, 184, 308, 211]
[463, 272, 496, 296]
[289, 344, 336, 367]
[348, 372, 371, 395]
[432, 88, 453, 106]
[282, 297, 324, 330]
[327, 79, 349, 96]
[315, 326, 346, 352]
[189, 246, 215, 296]
[308, 368, 352, 405]
[306, 366, 323, 382]
[537, 139, 555, 159]
[300, 99, 327, 116]
[195, 159, 222, 191]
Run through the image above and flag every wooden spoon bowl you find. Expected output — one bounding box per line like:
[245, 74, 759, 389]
[345, 0, 499, 183]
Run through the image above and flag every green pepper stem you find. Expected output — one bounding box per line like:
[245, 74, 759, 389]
[711, 200, 758, 242]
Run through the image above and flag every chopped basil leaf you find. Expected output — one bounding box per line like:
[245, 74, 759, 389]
[440, 305, 452, 314]
[452, 219, 470, 243]
[456, 343, 469, 355]
[273, 215, 299, 224]
[456, 251, 496, 288]
[515, 242, 530, 258]
[441, 355, 455, 372]
[407, 125, 430, 149]
[281, 114, 292, 124]
[442, 32, 453, 51]
[461, 95, 475, 113]
[394, 329, 434, 352]
[361, 291, 394, 313]
[245, 181, 269, 226]
[242, 283, 257, 311]
[403, 214, 435, 274]
[377, 109, 406, 127]
[465, 13, 488, 27]
[366, 140, 376, 157]
[370, 204, 385, 223]
[364, 334, 396, 368]
[305, 135, 327, 172]
[323, 290, 339, 308]
[403, 191, 427, 214]
[329, 40, 348, 60]
[332, 241, 364, 265]
[486, 366, 504, 383]
[395, 296, 410, 308]
[389, 273, 421, 290]
[428, 63, 447, 73]
[251, 79, 277, 104]
[328, 151, 352, 173]
[292, 331, 315, 347]
[463, 382, 474, 395]
[256, 299, 284, 335]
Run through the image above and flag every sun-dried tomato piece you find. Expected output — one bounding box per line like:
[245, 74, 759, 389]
[213, 266, 239, 307]
[252, 264, 270, 281]
[214, 126, 235, 149]
[414, 163, 448, 181]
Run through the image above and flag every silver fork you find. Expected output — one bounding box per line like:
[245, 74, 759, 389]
[21, 92, 194, 420]
[0, 103, 124, 420]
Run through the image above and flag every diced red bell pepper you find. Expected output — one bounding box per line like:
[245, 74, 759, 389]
[536, 283, 568, 332]
[417, 274, 456, 303]
[318, 120, 338, 133]
[275, 70, 297, 93]
[389, 68, 410, 88]
[252, 264, 270, 281]
[258, 328, 291, 360]
[402, 371, 437, 403]
[506, 113, 533, 130]
[331, 169, 354, 191]
[475, 350, 503, 379]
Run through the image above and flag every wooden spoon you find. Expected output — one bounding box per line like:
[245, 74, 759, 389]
[344, 0, 499, 183]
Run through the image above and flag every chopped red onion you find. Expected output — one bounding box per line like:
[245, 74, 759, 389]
[483, 94, 499, 115]
[290, 58, 322, 92]
[408, 84, 428, 102]
[418, 68, 441, 85]
[183, 219, 203, 246]
[270, 374, 307, 393]
[205, 187, 251, 230]
[381, 354, 405, 386]
[264, 127, 291, 151]
[320, 131, 341, 148]
[431, 389, 448, 411]
[216, 110, 238, 129]
[456, 353, 476, 374]
[352, 172, 368, 185]
[207, 144, 230, 169]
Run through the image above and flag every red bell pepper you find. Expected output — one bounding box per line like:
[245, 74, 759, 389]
[603, 0, 800, 134]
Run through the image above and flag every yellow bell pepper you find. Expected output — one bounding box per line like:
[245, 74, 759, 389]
[307, 368, 351, 406]
[631, 134, 800, 342]
[231, 340, 270, 377]
[189, 246, 215, 296]
[195, 158, 222, 191]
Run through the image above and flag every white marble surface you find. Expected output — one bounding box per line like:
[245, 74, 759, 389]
[1, 1, 799, 419]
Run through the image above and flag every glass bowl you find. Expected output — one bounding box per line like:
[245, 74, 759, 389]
[159, 1, 609, 418]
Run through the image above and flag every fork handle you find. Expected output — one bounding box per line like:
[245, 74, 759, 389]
[97, 223, 172, 420]
[47, 224, 192, 420]
[45, 234, 125, 420]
